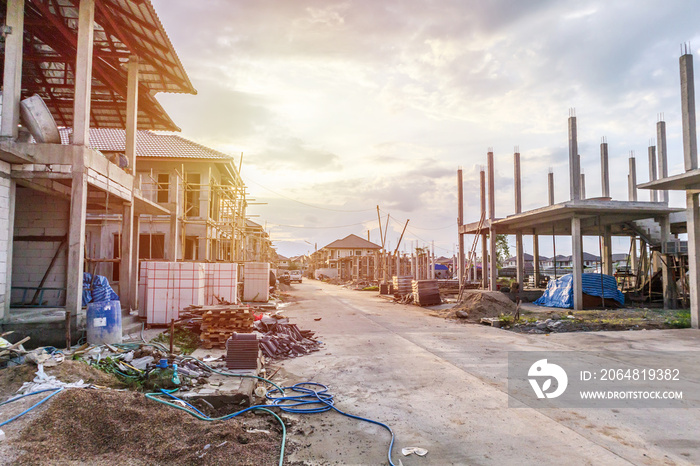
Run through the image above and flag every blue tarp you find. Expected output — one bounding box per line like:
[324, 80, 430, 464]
[534, 273, 624, 309]
[435, 264, 448, 270]
[82, 272, 119, 306]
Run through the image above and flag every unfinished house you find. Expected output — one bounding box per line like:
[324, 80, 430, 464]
[76, 128, 247, 276]
[0, 0, 196, 344]
[244, 219, 273, 263]
[313, 234, 381, 280]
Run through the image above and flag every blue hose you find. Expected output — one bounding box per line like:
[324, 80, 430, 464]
[266, 382, 396, 466]
[0, 388, 64, 427]
[148, 382, 396, 466]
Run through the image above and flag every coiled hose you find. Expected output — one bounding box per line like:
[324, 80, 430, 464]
[147, 381, 396, 466]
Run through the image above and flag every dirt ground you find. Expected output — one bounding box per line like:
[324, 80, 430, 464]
[428, 290, 690, 333]
[0, 361, 290, 465]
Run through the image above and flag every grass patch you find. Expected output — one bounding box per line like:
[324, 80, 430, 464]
[152, 327, 200, 355]
[666, 310, 691, 328]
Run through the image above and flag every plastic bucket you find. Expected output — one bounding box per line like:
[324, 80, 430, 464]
[87, 300, 123, 345]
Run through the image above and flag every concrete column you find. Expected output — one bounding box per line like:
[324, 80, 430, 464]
[489, 229, 498, 291]
[126, 55, 139, 172]
[571, 216, 583, 310]
[168, 172, 180, 260]
[514, 151, 522, 214]
[580, 173, 586, 199]
[569, 115, 581, 201]
[457, 168, 464, 284]
[515, 232, 523, 290]
[0, 0, 25, 139]
[514, 151, 523, 290]
[548, 171, 555, 206]
[487, 151, 497, 290]
[120, 202, 134, 310]
[658, 215, 676, 309]
[480, 168, 488, 289]
[630, 237, 638, 273]
[680, 53, 698, 171]
[648, 145, 658, 202]
[533, 232, 540, 288]
[130, 214, 140, 312]
[66, 152, 88, 316]
[600, 141, 610, 198]
[628, 156, 637, 201]
[72, 0, 96, 146]
[657, 120, 669, 203]
[487, 151, 495, 220]
[687, 192, 700, 328]
[602, 225, 613, 275]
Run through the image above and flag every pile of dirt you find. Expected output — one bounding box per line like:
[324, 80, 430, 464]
[449, 290, 517, 322]
[10, 389, 284, 465]
[0, 360, 124, 397]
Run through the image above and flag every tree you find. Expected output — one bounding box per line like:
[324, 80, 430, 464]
[495, 234, 510, 268]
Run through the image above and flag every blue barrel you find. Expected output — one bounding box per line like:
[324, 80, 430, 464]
[87, 300, 122, 345]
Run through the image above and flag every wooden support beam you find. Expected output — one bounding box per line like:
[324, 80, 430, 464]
[126, 55, 140, 172]
[72, 0, 96, 146]
[1, 0, 25, 138]
[65, 153, 88, 316]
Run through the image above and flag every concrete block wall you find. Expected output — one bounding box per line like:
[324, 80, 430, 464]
[143, 261, 206, 324]
[11, 188, 69, 307]
[0, 161, 12, 317]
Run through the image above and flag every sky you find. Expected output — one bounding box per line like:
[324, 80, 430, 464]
[151, 0, 700, 259]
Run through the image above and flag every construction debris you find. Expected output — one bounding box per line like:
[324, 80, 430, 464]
[255, 317, 322, 360]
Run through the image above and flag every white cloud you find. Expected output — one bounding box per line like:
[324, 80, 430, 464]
[152, 0, 700, 257]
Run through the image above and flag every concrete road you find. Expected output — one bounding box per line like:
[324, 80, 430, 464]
[275, 280, 700, 466]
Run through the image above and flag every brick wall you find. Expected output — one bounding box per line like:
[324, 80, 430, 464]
[11, 188, 70, 307]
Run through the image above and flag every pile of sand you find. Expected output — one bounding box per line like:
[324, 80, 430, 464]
[450, 290, 517, 322]
[9, 389, 284, 465]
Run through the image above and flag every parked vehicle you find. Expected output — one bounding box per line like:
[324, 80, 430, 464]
[289, 270, 303, 283]
[279, 271, 291, 286]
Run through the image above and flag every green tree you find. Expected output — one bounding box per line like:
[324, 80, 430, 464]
[495, 234, 510, 268]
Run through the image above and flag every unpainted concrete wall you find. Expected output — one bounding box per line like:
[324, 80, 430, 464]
[11, 188, 69, 307]
[0, 161, 12, 316]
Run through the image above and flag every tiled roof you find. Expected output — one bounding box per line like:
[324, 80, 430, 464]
[58, 128, 233, 160]
[323, 234, 381, 250]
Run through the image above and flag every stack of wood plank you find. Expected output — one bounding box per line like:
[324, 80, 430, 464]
[193, 305, 255, 349]
[393, 275, 412, 296]
[412, 279, 441, 306]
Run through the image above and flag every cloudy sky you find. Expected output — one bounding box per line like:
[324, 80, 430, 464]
[152, 0, 700, 259]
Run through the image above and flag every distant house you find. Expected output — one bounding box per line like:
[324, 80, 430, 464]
[313, 234, 382, 280]
[503, 253, 548, 268]
[276, 254, 290, 269]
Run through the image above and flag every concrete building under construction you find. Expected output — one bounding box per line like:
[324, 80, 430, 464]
[457, 52, 700, 323]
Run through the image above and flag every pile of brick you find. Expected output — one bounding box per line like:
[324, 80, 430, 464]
[196, 305, 255, 349]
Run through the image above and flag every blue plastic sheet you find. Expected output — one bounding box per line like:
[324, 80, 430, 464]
[534, 273, 624, 309]
[82, 272, 119, 306]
